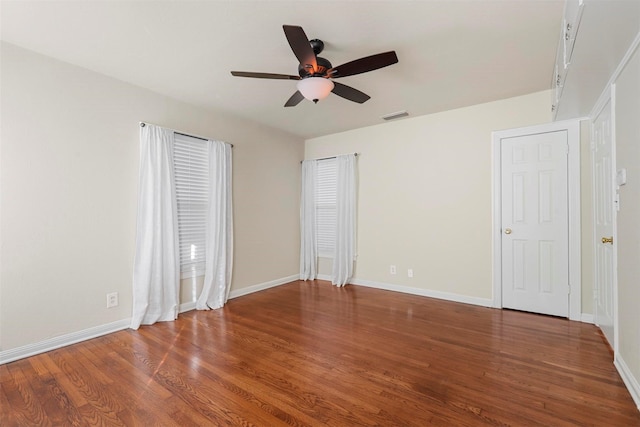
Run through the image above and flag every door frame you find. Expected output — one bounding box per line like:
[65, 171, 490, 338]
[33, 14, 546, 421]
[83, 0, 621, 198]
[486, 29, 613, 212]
[491, 119, 581, 321]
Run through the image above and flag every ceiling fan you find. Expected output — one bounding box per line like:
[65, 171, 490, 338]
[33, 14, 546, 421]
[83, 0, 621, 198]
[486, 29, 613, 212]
[230, 25, 399, 107]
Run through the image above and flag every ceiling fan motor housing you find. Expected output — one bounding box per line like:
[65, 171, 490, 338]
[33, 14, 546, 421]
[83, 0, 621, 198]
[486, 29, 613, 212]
[298, 56, 333, 77]
[309, 39, 324, 55]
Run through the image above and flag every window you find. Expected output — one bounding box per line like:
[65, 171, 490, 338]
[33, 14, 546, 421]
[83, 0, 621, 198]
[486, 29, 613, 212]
[173, 134, 209, 278]
[316, 158, 337, 257]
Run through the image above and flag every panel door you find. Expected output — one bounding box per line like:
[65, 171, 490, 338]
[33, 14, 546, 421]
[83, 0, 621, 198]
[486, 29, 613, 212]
[501, 131, 569, 317]
[593, 100, 615, 347]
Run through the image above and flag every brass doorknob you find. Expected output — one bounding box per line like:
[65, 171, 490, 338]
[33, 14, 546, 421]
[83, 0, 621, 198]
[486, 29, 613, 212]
[504, 228, 512, 235]
[602, 236, 613, 244]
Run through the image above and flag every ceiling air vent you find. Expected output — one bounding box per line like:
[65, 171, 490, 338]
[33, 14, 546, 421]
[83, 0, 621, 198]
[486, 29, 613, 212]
[381, 110, 409, 121]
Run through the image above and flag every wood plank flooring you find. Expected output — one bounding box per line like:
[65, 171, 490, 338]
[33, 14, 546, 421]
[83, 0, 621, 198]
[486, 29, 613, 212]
[2, 280, 639, 426]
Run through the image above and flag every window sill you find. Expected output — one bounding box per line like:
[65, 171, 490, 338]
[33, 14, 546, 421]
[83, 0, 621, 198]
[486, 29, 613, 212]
[180, 269, 205, 280]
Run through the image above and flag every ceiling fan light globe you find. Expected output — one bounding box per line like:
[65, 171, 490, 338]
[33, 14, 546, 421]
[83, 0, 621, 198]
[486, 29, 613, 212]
[297, 77, 334, 103]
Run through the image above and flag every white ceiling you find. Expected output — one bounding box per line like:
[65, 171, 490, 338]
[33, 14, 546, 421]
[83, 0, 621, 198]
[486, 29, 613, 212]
[1, 0, 563, 139]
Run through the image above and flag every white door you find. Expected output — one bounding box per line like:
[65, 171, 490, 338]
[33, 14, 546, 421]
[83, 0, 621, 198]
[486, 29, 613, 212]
[500, 131, 569, 317]
[593, 100, 615, 347]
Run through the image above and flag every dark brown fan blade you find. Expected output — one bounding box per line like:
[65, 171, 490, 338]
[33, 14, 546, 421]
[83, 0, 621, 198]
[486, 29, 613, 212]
[329, 51, 398, 78]
[284, 91, 305, 107]
[283, 25, 317, 73]
[231, 71, 301, 80]
[331, 82, 370, 104]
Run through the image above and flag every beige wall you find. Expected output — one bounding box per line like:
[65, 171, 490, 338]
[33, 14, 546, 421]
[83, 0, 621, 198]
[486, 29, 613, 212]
[614, 45, 640, 387]
[306, 91, 552, 301]
[0, 43, 303, 351]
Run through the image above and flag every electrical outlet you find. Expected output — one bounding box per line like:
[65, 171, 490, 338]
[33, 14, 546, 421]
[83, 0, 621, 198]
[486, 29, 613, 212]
[408, 269, 414, 278]
[390, 265, 397, 275]
[106, 292, 119, 308]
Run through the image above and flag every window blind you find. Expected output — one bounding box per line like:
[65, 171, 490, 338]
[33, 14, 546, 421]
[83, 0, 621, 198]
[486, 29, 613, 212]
[316, 158, 337, 257]
[173, 134, 209, 277]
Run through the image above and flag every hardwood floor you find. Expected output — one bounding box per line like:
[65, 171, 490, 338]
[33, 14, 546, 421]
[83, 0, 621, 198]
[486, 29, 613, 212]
[2, 280, 639, 426]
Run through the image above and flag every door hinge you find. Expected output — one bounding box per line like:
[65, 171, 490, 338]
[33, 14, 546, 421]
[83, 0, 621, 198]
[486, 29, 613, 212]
[567, 284, 571, 294]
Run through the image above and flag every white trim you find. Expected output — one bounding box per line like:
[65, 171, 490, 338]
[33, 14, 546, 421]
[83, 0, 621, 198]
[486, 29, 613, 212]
[615, 355, 640, 410]
[0, 319, 130, 365]
[228, 275, 298, 299]
[180, 274, 299, 308]
[180, 268, 205, 280]
[589, 31, 640, 120]
[350, 278, 494, 308]
[580, 313, 594, 324]
[0, 274, 299, 365]
[179, 301, 196, 313]
[491, 119, 582, 320]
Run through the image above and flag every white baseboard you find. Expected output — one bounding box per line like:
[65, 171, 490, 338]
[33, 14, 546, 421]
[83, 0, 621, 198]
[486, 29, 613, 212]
[615, 354, 640, 410]
[0, 274, 593, 366]
[323, 276, 594, 322]
[581, 313, 594, 324]
[229, 274, 298, 299]
[0, 274, 298, 365]
[179, 301, 196, 313]
[178, 274, 298, 312]
[0, 319, 130, 365]
[348, 277, 494, 308]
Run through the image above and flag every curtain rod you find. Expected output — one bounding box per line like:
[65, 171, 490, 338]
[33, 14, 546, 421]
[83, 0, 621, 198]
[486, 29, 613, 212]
[301, 153, 358, 163]
[139, 122, 233, 147]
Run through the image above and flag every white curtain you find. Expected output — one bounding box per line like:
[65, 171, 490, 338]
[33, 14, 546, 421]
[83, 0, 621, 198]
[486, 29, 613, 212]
[196, 140, 234, 310]
[332, 154, 357, 286]
[131, 124, 180, 330]
[300, 160, 317, 280]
